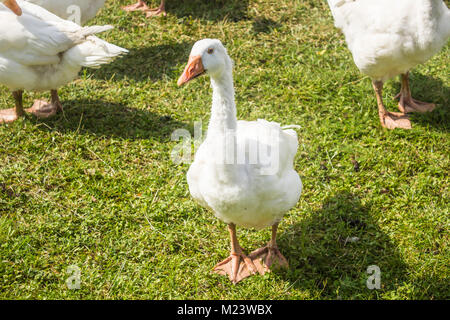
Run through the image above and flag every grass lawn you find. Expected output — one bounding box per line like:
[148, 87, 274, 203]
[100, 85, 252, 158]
[0, 0, 449, 299]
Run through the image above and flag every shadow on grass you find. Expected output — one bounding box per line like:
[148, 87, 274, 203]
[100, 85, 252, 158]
[392, 72, 449, 132]
[277, 191, 408, 298]
[168, 0, 250, 22]
[170, 0, 283, 35]
[89, 41, 191, 82]
[252, 17, 282, 34]
[33, 99, 188, 141]
[92, 1, 284, 82]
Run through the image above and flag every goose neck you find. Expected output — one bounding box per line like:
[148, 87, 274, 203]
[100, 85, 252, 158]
[207, 70, 237, 137]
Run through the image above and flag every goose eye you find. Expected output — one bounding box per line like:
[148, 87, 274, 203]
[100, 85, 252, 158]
[207, 48, 214, 54]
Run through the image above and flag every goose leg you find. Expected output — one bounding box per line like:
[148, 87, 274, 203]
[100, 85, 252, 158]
[51, 89, 63, 113]
[396, 72, 435, 113]
[213, 223, 263, 284]
[26, 89, 61, 119]
[249, 223, 289, 272]
[0, 90, 24, 124]
[145, 0, 166, 17]
[122, 0, 150, 12]
[372, 80, 411, 129]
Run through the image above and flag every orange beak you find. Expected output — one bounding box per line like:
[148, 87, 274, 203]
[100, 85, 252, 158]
[177, 55, 205, 86]
[4, 0, 22, 16]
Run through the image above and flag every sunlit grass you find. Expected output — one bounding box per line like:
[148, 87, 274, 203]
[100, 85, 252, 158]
[0, 0, 448, 299]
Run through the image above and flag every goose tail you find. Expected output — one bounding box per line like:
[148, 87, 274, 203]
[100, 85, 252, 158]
[281, 125, 301, 130]
[64, 36, 128, 69]
[79, 25, 114, 38]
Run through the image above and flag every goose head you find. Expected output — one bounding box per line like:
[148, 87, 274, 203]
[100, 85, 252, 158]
[178, 39, 232, 86]
[2, 0, 22, 15]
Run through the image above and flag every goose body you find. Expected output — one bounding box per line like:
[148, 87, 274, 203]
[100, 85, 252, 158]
[0, 0, 128, 123]
[24, 0, 106, 24]
[187, 119, 301, 230]
[328, 0, 450, 81]
[178, 39, 302, 283]
[327, 0, 450, 129]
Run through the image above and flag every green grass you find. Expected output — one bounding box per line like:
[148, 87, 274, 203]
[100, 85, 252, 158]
[0, 0, 449, 299]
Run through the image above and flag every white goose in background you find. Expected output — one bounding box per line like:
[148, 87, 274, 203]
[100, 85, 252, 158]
[178, 39, 302, 284]
[327, 0, 450, 129]
[0, 0, 128, 124]
[0, 0, 127, 123]
[23, 0, 106, 25]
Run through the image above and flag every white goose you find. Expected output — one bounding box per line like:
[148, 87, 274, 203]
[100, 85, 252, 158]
[178, 39, 302, 284]
[0, 0, 128, 124]
[327, 0, 450, 129]
[24, 0, 106, 25]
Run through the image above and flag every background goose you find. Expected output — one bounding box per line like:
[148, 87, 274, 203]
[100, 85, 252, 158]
[327, 0, 450, 129]
[178, 39, 302, 284]
[123, 0, 166, 17]
[24, 0, 106, 24]
[0, 0, 128, 124]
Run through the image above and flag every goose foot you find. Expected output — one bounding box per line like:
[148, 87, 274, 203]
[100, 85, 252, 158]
[0, 108, 20, 124]
[213, 223, 264, 284]
[26, 99, 60, 119]
[122, 1, 150, 12]
[396, 93, 435, 114]
[249, 244, 289, 272]
[379, 111, 411, 130]
[250, 223, 288, 273]
[395, 72, 435, 114]
[213, 250, 264, 284]
[372, 80, 411, 130]
[145, 1, 166, 17]
[0, 91, 24, 124]
[26, 90, 62, 119]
